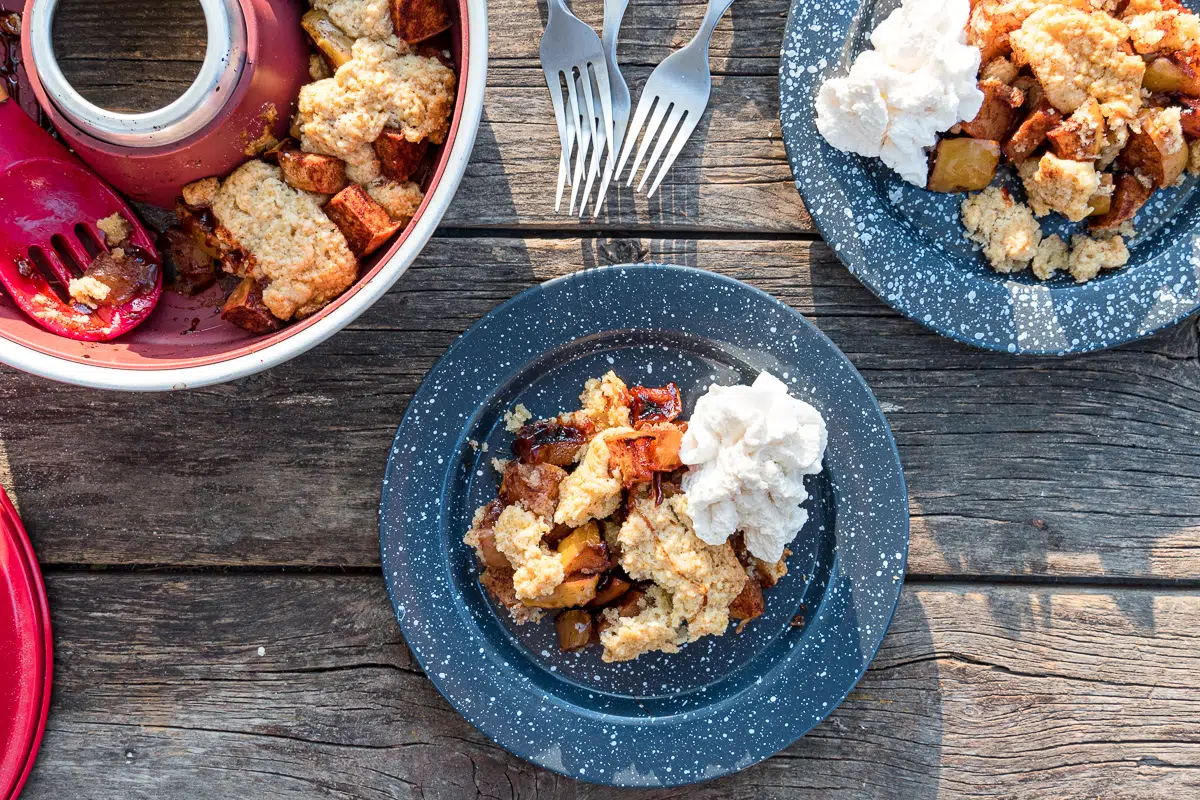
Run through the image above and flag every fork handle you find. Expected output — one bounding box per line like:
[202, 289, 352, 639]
[600, 0, 629, 62]
[545, 0, 571, 19]
[692, 0, 737, 50]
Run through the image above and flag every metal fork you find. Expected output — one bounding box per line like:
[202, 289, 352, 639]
[615, 0, 737, 198]
[540, 0, 615, 213]
[557, 73, 608, 214]
[588, 0, 631, 216]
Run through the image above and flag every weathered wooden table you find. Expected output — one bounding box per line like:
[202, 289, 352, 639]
[6, 0, 1200, 796]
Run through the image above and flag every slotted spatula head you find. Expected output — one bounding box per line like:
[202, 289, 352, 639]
[0, 89, 161, 342]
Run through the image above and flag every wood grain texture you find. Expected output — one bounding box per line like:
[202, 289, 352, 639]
[21, 574, 1200, 799]
[48, 0, 812, 233]
[3, 236, 1199, 579]
[13, 0, 1200, 795]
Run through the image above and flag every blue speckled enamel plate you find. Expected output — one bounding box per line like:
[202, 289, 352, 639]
[379, 265, 908, 787]
[780, 0, 1200, 355]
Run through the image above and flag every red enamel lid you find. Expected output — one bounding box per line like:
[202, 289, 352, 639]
[0, 488, 51, 800]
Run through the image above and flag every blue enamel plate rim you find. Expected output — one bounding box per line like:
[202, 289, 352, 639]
[779, 0, 1200, 356]
[379, 263, 909, 787]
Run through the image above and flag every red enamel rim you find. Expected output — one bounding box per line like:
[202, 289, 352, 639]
[0, 488, 51, 800]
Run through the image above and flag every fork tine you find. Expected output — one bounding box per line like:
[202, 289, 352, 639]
[577, 69, 604, 216]
[614, 91, 653, 182]
[636, 105, 686, 193]
[592, 156, 615, 217]
[545, 68, 574, 212]
[645, 109, 700, 198]
[556, 104, 577, 212]
[589, 64, 616, 168]
[593, 104, 628, 217]
[626, 98, 670, 187]
[579, 69, 608, 217]
[565, 73, 588, 215]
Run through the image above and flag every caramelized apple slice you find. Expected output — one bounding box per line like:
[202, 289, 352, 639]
[927, 138, 1000, 193]
[301, 10, 355, 69]
[587, 574, 632, 608]
[1119, 115, 1189, 188]
[1004, 100, 1063, 163]
[512, 418, 594, 466]
[556, 523, 610, 575]
[607, 424, 684, 487]
[556, 609, 594, 652]
[960, 80, 1023, 141]
[499, 461, 567, 519]
[523, 574, 600, 609]
[629, 382, 683, 428]
[1144, 57, 1186, 93]
[1090, 173, 1153, 230]
[729, 577, 765, 622]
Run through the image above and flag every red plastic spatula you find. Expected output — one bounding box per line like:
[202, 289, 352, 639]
[0, 86, 162, 341]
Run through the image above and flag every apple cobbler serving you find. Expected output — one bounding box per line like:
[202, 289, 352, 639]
[157, 0, 457, 333]
[463, 371, 828, 663]
[817, 0, 1200, 284]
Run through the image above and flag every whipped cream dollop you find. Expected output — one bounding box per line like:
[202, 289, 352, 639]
[814, 0, 984, 186]
[680, 372, 827, 563]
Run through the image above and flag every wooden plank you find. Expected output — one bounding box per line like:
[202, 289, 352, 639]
[2, 236, 1199, 579]
[21, 574, 1200, 798]
[47, 0, 812, 233]
[49, 0, 785, 81]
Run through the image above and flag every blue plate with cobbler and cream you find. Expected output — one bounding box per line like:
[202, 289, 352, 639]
[378, 264, 908, 787]
[781, 0, 1200, 355]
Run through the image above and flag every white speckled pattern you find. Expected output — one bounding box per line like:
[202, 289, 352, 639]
[780, 0, 1200, 355]
[378, 264, 909, 787]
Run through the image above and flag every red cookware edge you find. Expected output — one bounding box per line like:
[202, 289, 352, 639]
[4, 521, 43, 800]
[0, 487, 51, 800]
[0, 505, 42, 799]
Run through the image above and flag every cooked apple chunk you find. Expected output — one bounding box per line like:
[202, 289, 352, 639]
[1119, 108, 1189, 188]
[512, 418, 595, 466]
[729, 577, 765, 622]
[374, 129, 429, 183]
[1169, 48, 1200, 97]
[323, 185, 402, 256]
[556, 610, 594, 652]
[629, 382, 683, 428]
[1004, 100, 1063, 163]
[278, 150, 348, 194]
[1181, 98, 1200, 139]
[523, 574, 600, 609]
[159, 227, 217, 296]
[927, 138, 1001, 193]
[1047, 101, 1105, 162]
[587, 574, 632, 608]
[960, 80, 1024, 141]
[221, 277, 285, 334]
[607, 424, 685, 486]
[301, 10, 355, 69]
[1089, 172, 1154, 229]
[1087, 174, 1115, 218]
[391, 0, 452, 43]
[556, 523, 610, 575]
[1145, 57, 1187, 93]
[499, 461, 567, 519]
